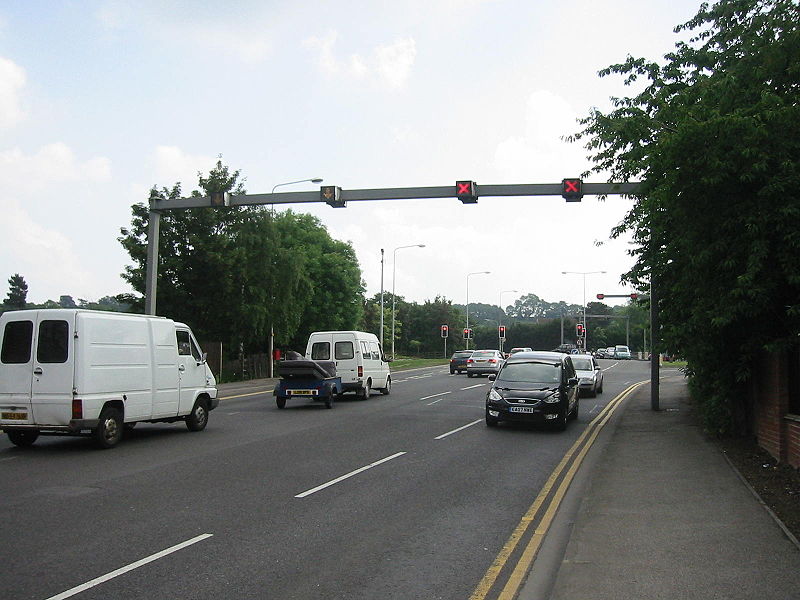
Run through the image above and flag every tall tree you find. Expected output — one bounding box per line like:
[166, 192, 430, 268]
[4, 273, 28, 310]
[571, 0, 800, 433]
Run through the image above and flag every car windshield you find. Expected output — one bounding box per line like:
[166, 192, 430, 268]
[497, 361, 561, 384]
[571, 357, 594, 370]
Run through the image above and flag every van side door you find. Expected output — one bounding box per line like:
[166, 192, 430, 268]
[176, 328, 206, 414]
[31, 311, 76, 426]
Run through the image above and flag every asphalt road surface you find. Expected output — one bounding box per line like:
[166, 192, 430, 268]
[0, 358, 651, 600]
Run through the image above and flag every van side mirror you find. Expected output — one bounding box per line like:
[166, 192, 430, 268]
[197, 352, 208, 366]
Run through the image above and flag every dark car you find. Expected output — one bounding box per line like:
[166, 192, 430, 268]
[485, 351, 579, 430]
[449, 350, 473, 374]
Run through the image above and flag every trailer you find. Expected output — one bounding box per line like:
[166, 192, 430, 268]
[273, 359, 342, 409]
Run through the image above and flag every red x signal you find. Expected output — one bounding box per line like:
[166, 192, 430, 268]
[562, 178, 583, 202]
[457, 182, 471, 194]
[456, 181, 478, 204]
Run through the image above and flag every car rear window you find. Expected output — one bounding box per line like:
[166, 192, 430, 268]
[471, 351, 494, 357]
[572, 358, 593, 370]
[453, 351, 472, 358]
[1, 320, 34, 364]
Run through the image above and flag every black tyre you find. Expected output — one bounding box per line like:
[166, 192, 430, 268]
[485, 411, 499, 427]
[380, 376, 391, 395]
[597, 382, 603, 394]
[553, 407, 568, 431]
[359, 380, 371, 399]
[467, 372, 474, 378]
[450, 369, 455, 375]
[568, 398, 579, 421]
[7, 430, 39, 447]
[276, 396, 287, 409]
[186, 398, 209, 432]
[94, 407, 124, 449]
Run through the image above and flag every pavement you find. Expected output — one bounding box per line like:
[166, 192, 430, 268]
[520, 373, 800, 600]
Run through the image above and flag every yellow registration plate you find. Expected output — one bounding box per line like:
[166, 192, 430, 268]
[2, 412, 27, 420]
[288, 389, 317, 396]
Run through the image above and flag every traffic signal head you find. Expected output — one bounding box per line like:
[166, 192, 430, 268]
[321, 185, 345, 208]
[499, 325, 506, 339]
[596, 293, 605, 300]
[210, 192, 230, 207]
[576, 323, 585, 337]
[630, 293, 638, 300]
[456, 181, 478, 204]
[562, 178, 583, 202]
[463, 328, 473, 339]
[441, 324, 449, 338]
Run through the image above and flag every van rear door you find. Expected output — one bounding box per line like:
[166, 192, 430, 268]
[0, 315, 36, 425]
[31, 311, 76, 426]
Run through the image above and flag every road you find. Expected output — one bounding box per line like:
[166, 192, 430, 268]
[0, 358, 651, 600]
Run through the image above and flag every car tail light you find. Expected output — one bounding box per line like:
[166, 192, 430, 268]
[358, 366, 363, 378]
[488, 359, 496, 363]
[72, 399, 83, 419]
[467, 359, 473, 364]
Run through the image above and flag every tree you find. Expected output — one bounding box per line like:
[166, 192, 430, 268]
[4, 274, 28, 310]
[571, 0, 800, 433]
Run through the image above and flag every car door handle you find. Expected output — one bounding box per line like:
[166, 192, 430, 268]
[34, 367, 43, 375]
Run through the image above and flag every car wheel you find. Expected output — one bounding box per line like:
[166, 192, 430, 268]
[597, 381, 603, 394]
[467, 372, 474, 378]
[7, 430, 39, 447]
[450, 369, 455, 375]
[568, 398, 579, 421]
[276, 396, 287, 409]
[94, 407, 124, 448]
[380, 376, 391, 395]
[186, 398, 209, 432]
[485, 410, 499, 427]
[553, 407, 568, 431]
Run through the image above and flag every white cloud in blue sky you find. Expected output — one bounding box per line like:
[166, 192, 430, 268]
[0, 0, 703, 308]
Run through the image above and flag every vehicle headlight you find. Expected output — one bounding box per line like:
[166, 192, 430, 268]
[488, 388, 503, 402]
[542, 393, 560, 404]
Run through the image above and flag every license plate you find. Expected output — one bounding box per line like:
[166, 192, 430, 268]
[288, 389, 317, 396]
[1, 412, 27, 420]
[509, 406, 536, 414]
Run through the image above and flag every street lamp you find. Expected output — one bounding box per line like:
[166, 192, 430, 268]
[267, 177, 323, 377]
[391, 244, 426, 358]
[561, 270, 606, 351]
[466, 271, 491, 350]
[499, 289, 518, 352]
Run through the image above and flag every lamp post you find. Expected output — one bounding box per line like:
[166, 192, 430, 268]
[267, 177, 323, 377]
[380, 249, 385, 351]
[561, 270, 606, 351]
[466, 271, 491, 350]
[391, 244, 426, 358]
[499, 289, 518, 352]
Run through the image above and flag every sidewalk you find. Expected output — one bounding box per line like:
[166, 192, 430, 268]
[521, 374, 800, 600]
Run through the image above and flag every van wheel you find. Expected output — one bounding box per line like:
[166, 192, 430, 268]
[359, 380, 371, 399]
[276, 396, 287, 409]
[380, 376, 391, 395]
[7, 430, 39, 447]
[94, 408, 123, 449]
[186, 399, 209, 431]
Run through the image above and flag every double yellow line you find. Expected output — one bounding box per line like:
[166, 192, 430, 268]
[469, 381, 648, 600]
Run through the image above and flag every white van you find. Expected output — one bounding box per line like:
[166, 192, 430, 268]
[304, 331, 391, 397]
[0, 309, 218, 448]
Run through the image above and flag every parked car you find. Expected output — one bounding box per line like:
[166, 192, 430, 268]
[449, 350, 473, 374]
[485, 351, 579, 430]
[570, 353, 604, 397]
[466, 349, 505, 377]
[613, 345, 632, 360]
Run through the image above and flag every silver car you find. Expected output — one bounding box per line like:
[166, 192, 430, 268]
[466, 349, 504, 377]
[570, 353, 604, 397]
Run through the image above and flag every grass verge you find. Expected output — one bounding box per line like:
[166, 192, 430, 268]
[390, 357, 449, 371]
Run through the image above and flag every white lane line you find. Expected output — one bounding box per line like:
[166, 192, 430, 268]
[589, 404, 601, 415]
[295, 452, 407, 498]
[435, 419, 483, 440]
[0, 456, 19, 462]
[420, 391, 452, 402]
[45, 534, 213, 600]
[460, 384, 484, 390]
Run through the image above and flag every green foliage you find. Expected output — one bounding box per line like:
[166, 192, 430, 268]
[118, 160, 364, 355]
[3, 273, 28, 310]
[572, 0, 800, 434]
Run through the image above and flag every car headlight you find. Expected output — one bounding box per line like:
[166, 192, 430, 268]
[488, 388, 503, 402]
[542, 393, 560, 404]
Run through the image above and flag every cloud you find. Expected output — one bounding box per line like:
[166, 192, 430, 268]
[153, 145, 217, 187]
[305, 32, 417, 89]
[0, 143, 111, 189]
[0, 56, 27, 128]
[0, 196, 97, 299]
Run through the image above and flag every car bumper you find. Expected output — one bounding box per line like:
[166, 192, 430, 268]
[467, 366, 501, 375]
[486, 402, 561, 423]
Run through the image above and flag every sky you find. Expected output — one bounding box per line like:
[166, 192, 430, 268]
[0, 0, 703, 311]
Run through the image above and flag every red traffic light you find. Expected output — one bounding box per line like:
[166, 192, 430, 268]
[456, 180, 478, 204]
[596, 293, 605, 300]
[576, 323, 585, 337]
[463, 328, 473, 339]
[441, 324, 449, 338]
[499, 325, 506, 339]
[562, 178, 583, 202]
[630, 293, 638, 300]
